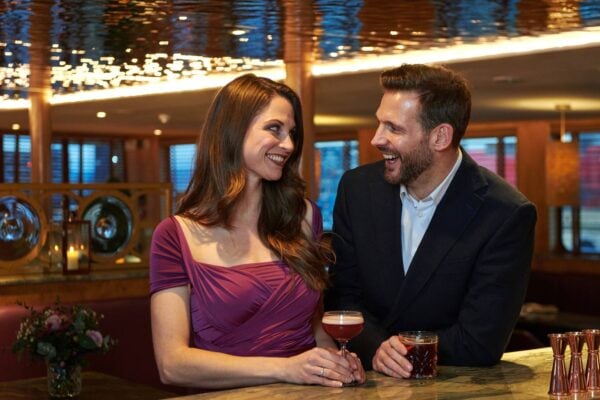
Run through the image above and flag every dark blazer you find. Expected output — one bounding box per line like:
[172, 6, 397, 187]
[325, 151, 537, 369]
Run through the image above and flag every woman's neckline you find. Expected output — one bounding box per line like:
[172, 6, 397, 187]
[196, 259, 286, 270]
[171, 216, 285, 269]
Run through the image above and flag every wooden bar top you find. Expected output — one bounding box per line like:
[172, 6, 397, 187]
[168, 348, 600, 400]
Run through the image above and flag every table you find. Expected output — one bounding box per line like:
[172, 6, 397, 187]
[0, 371, 175, 400]
[167, 348, 600, 400]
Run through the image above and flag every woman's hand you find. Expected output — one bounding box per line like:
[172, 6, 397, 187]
[281, 347, 355, 387]
[345, 350, 366, 384]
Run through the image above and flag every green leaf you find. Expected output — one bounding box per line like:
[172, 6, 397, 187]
[37, 342, 57, 360]
[78, 334, 97, 350]
[73, 315, 86, 332]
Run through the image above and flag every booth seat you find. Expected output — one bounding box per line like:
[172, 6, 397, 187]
[0, 296, 182, 394]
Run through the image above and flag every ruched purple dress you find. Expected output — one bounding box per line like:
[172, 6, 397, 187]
[150, 202, 322, 357]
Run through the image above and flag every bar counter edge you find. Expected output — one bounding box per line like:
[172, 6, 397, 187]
[166, 347, 600, 400]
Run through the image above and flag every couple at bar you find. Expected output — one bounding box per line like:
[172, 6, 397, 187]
[149, 64, 537, 390]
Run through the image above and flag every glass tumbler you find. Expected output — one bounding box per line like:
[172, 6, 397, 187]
[398, 331, 438, 379]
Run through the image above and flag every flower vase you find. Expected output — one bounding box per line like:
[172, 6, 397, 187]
[47, 362, 82, 398]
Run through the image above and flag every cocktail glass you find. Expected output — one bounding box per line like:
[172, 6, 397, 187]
[322, 310, 364, 386]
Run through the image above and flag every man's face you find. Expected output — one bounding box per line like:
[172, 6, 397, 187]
[371, 91, 433, 185]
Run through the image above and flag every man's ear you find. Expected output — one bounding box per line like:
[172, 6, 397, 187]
[429, 123, 454, 150]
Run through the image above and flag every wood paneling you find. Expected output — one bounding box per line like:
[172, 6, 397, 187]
[0, 276, 149, 306]
[517, 121, 551, 254]
[358, 128, 379, 165]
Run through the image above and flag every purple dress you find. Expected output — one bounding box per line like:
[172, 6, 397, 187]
[150, 202, 323, 357]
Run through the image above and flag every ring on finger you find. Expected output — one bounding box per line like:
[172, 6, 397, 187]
[319, 366, 325, 377]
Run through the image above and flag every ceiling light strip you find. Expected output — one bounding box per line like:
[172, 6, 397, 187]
[1, 29, 598, 110]
[312, 29, 600, 76]
[49, 68, 286, 105]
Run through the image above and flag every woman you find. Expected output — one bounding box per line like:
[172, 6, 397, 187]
[150, 74, 365, 389]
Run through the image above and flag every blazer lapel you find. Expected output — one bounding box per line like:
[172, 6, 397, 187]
[369, 170, 405, 285]
[383, 153, 487, 326]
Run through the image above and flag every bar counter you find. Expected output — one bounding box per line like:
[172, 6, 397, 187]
[0, 371, 175, 400]
[169, 348, 599, 400]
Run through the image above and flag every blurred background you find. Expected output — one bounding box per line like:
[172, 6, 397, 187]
[1, 0, 600, 348]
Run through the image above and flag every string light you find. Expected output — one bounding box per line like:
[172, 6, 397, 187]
[0, 52, 283, 106]
[0, 25, 598, 108]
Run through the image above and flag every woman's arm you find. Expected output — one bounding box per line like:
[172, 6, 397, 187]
[151, 286, 355, 389]
[312, 297, 337, 349]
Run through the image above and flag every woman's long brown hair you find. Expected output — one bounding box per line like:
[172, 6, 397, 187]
[176, 74, 331, 291]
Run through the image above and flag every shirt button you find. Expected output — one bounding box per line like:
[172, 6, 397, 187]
[418, 211, 423, 217]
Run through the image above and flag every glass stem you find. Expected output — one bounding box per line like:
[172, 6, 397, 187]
[339, 341, 348, 358]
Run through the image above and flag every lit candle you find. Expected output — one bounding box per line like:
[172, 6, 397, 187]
[67, 246, 79, 271]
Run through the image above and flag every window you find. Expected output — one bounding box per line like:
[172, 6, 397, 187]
[2, 134, 127, 221]
[461, 136, 517, 186]
[20, 138, 125, 184]
[1, 134, 125, 184]
[168, 144, 196, 208]
[67, 143, 81, 183]
[50, 142, 63, 183]
[1, 133, 31, 183]
[17, 135, 31, 182]
[579, 133, 600, 253]
[58, 139, 126, 204]
[61, 138, 127, 217]
[315, 140, 359, 230]
[561, 132, 600, 254]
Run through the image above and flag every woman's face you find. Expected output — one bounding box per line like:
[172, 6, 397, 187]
[242, 95, 296, 184]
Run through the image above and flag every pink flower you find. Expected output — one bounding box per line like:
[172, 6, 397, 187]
[45, 314, 62, 331]
[86, 330, 103, 347]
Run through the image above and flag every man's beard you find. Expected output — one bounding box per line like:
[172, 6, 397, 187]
[384, 140, 433, 185]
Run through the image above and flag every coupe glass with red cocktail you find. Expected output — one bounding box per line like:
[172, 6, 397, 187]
[322, 311, 364, 385]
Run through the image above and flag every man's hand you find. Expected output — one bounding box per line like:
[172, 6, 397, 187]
[372, 335, 413, 378]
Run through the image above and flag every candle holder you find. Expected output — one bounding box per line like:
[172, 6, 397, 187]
[62, 219, 91, 275]
[46, 222, 64, 272]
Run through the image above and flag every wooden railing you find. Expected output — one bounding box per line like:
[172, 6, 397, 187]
[0, 183, 171, 275]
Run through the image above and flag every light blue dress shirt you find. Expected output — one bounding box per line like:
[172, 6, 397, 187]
[400, 149, 463, 274]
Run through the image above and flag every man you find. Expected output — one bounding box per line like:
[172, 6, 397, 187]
[324, 64, 537, 377]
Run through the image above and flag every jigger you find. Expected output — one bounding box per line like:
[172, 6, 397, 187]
[548, 333, 570, 396]
[567, 331, 587, 394]
[583, 329, 600, 394]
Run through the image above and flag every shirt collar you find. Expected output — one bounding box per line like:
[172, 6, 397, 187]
[399, 148, 463, 206]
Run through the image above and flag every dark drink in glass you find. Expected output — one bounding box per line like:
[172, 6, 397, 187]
[399, 331, 438, 379]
